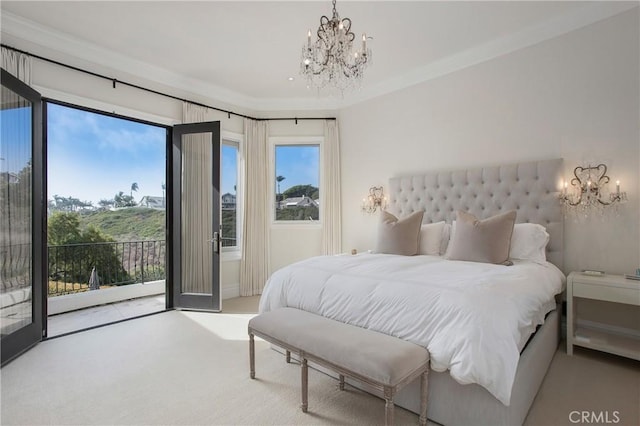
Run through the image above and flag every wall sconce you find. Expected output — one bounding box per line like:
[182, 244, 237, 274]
[559, 164, 627, 216]
[361, 186, 387, 214]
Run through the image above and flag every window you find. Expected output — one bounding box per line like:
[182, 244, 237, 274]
[221, 137, 241, 251]
[273, 141, 320, 222]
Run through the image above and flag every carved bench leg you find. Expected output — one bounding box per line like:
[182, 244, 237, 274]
[249, 333, 255, 379]
[419, 369, 429, 426]
[384, 386, 395, 426]
[301, 357, 308, 413]
[286, 350, 291, 363]
[339, 374, 345, 390]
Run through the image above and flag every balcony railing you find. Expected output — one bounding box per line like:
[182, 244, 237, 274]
[48, 240, 166, 296]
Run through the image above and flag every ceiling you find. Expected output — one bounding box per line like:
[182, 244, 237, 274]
[1, 1, 636, 112]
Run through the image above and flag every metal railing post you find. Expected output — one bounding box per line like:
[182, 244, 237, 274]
[140, 241, 145, 284]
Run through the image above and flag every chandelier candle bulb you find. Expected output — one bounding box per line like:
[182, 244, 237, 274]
[616, 180, 620, 195]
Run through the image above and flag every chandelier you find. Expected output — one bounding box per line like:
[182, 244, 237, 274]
[559, 163, 626, 218]
[300, 0, 372, 93]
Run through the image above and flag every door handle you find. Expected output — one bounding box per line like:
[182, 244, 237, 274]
[212, 231, 220, 253]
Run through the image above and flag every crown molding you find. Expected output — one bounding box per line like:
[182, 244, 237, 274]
[2, 2, 637, 112]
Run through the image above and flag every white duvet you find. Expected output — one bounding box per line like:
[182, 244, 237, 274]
[259, 253, 565, 406]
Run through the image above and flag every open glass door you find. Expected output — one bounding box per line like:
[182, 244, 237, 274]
[1, 69, 45, 365]
[171, 121, 221, 311]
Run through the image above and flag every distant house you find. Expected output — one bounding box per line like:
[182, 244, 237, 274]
[222, 193, 236, 210]
[0, 172, 19, 184]
[282, 195, 318, 209]
[139, 195, 165, 209]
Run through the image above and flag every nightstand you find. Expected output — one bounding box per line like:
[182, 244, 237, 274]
[566, 271, 640, 360]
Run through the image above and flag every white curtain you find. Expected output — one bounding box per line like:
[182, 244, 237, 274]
[2, 47, 32, 84]
[181, 103, 213, 294]
[240, 119, 270, 296]
[321, 119, 342, 255]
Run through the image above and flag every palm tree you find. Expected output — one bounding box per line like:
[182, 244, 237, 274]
[161, 182, 166, 207]
[114, 191, 124, 207]
[276, 176, 286, 197]
[130, 182, 139, 198]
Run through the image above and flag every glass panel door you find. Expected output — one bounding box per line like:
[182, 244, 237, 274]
[171, 121, 221, 311]
[1, 69, 44, 365]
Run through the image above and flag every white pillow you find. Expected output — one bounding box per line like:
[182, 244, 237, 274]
[509, 223, 550, 264]
[418, 221, 446, 255]
[441, 222, 454, 256]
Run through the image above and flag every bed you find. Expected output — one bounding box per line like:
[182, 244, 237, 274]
[259, 159, 565, 425]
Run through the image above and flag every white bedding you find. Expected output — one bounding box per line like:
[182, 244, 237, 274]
[259, 253, 565, 406]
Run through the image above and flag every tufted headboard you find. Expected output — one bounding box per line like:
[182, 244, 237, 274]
[388, 159, 564, 269]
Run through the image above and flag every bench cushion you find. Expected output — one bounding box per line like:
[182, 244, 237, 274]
[249, 308, 429, 386]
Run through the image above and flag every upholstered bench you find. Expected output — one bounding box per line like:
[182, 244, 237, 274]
[248, 307, 430, 426]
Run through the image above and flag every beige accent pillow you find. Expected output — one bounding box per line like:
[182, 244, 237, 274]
[445, 210, 517, 265]
[375, 210, 424, 256]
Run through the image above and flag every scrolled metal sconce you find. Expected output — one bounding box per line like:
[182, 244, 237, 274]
[361, 186, 387, 214]
[559, 163, 626, 217]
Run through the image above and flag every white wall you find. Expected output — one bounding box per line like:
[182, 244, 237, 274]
[339, 9, 639, 276]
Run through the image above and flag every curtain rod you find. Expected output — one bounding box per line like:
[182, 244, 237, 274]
[1, 44, 336, 123]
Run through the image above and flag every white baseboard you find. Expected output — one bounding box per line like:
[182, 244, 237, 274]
[222, 283, 240, 300]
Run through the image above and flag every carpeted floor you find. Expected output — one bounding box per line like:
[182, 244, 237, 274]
[1, 296, 638, 425]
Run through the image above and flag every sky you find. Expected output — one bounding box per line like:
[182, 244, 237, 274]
[1, 106, 32, 174]
[47, 103, 166, 205]
[275, 145, 319, 194]
[42, 103, 317, 205]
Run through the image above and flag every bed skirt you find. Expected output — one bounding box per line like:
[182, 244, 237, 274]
[390, 309, 559, 425]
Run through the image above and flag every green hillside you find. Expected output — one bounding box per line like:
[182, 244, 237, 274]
[80, 208, 165, 242]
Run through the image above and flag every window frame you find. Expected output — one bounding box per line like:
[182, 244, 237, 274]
[269, 136, 323, 228]
[220, 131, 243, 260]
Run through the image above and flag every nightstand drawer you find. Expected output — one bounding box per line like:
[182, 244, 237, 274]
[573, 282, 640, 306]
